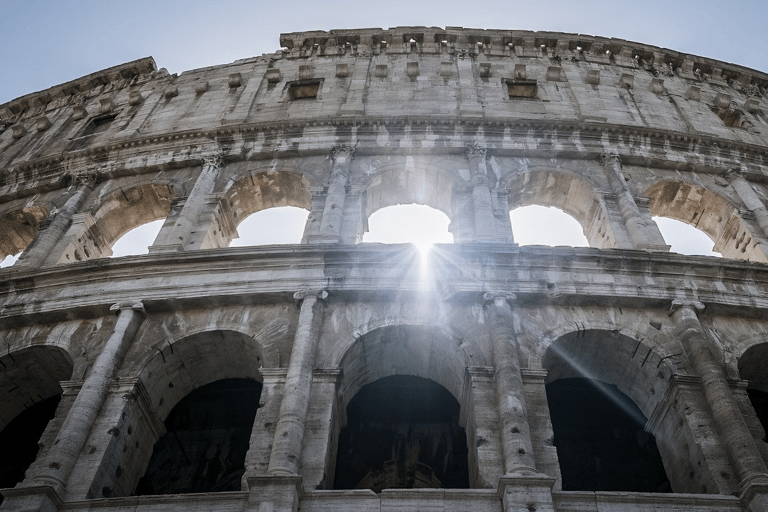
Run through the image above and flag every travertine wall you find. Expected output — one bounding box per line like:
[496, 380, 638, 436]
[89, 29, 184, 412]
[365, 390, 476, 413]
[3, 27, 768, 512]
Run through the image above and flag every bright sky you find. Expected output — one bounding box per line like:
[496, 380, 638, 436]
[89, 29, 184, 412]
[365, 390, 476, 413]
[1, 0, 761, 261]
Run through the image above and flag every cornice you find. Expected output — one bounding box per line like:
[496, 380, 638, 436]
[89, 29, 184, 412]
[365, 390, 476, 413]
[2, 244, 768, 327]
[3, 117, 768, 199]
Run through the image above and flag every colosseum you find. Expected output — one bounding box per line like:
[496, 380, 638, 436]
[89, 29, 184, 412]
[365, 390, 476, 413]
[2, 25, 768, 512]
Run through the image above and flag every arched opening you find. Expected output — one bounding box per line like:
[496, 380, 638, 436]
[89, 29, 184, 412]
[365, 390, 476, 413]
[541, 330, 689, 493]
[0, 205, 49, 267]
[334, 375, 468, 492]
[333, 325, 478, 490]
[653, 217, 720, 257]
[507, 170, 616, 248]
[510, 205, 589, 247]
[225, 171, 311, 247]
[0, 346, 73, 501]
[108, 330, 267, 498]
[738, 343, 768, 437]
[57, 183, 174, 263]
[545, 378, 670, 492]
[111, 219, 164, 257]
[134, 378, 262, 496]
[230, 206, 309, 247]
[363, 204, 454, 245]
[646, 181, 765, 262]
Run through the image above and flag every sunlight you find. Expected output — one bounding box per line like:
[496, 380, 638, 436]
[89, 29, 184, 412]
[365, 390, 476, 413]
[0, 253, 20, 268]
[653, 217, 720, 257]
[111, 220, 164, 257]
[231, 206, 309, 247]
[510, 205, 589, 247]
[362, 204, 453, 246]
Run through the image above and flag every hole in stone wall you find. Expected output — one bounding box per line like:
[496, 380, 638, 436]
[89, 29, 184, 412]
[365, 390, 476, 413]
[134, 378, 261, 496]
[747, 389, 768, 437]
[0, 395, 61, 505]
[81, 113, 118, 137]
[507, 80, 537, 98]
[230, 206, 309, 247]
[289, 80, 320, 100]
[363, 204, 453, 245]
[738, 343, 768, 436]
[653, 217, 721, 257]
[546, 378, 672, 492]
[510, 205, 589, 247]
[546, 378, 671, 493]
[111, 219, 164, 257]
[334, 375, 469, 492]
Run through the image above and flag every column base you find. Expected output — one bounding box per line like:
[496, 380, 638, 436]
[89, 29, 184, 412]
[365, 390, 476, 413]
[148, 244, 184, 254]
[245, 475, 303, 512]
[739, 478, 768, 512]
[0, 486, 62, 512]
[497, 474, 556, 512]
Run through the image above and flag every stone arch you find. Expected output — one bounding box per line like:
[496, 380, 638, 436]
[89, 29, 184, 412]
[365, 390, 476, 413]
[332, 324, 475, 491]
[325, 318, 486, 381]
[57, 181, 177, 262]
[0, 345, 74, 431]
[540, 329, 708, 494]
[135, 329, 267, 420]
[506, 169, 618, 249]
[0, 204, 49, 260]
[363, 161, 457, 220]
[0, 345, 74, 496]
[223, 170, 311, 231]
[645, 180, 766, 262]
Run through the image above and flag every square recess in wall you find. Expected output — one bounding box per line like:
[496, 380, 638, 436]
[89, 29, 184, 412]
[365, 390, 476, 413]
[288, 79, 322, 100]
[506, 80, 538, 99]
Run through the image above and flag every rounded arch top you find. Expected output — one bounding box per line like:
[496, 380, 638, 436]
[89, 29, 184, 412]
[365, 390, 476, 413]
[506, 168, 616, 249]
[645, 180, 766, 262]
[224, 170, 311, 228]
[0, 345, 74, 431]
[330, 323, 482, 412]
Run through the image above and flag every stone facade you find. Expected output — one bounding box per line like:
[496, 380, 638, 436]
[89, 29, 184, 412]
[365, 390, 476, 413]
[3, 26, 768, 512]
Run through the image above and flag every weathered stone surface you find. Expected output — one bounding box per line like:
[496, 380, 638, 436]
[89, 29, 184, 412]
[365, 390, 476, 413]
[3, 26, 768, 512]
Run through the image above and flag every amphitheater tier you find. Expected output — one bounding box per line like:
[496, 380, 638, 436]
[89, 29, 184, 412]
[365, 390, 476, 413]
[3, 28, 768, 512]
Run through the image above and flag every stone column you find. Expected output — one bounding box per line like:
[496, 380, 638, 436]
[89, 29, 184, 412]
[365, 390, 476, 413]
[311, 146, 354, 244]
[151, 152, 223, 252]
[483, 292, 537, 475]
[17, 174, 95, 268]
[668, 299, 768, 511]
[723, 169, 768, 256]
[31, 302, 146, 495]
[466, 145, 500, 241]
[267, 290, 327, 475]
[601, 152, 668, 251]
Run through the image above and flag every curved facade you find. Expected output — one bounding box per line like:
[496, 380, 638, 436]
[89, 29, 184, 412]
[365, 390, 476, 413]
[2, 27, 768, 512]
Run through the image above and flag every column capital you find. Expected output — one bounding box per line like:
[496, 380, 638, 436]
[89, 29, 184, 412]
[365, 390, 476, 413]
[483, 291, 517, 308]
[668, 298, 705, 316]
[110, 301, 146, 316]
[293, 289, 328, 303]
[600, 151, 621, 168]
[201, 150, 224, 168]
[330, 145, 355, 163]
[464, 143, 487, 161]
[67, 168, 100, 188]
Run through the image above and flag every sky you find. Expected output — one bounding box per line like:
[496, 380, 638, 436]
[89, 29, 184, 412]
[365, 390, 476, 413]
[0, 0, 756, 261]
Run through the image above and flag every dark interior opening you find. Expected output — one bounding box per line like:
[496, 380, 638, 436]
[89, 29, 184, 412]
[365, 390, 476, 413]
[134, 378, 261, 496]
[82, 114, 118, 136]
[546, 378, 671, 493]
[334, 375, 469, 492]
[747, 388, 768, 439]
[0, 395, 61, 505]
